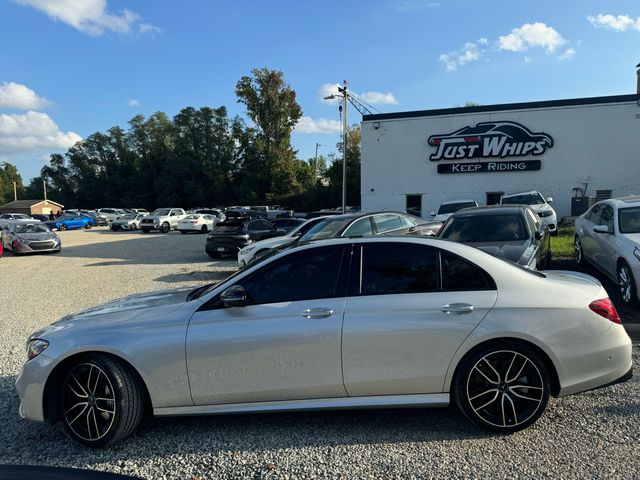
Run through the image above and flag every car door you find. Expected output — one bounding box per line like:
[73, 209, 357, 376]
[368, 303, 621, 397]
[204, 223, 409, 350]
[579, 204, 602, 263]
[592, 204, 619, 277]
[341, 241, 497, 396]
[186, 244, 350, 405]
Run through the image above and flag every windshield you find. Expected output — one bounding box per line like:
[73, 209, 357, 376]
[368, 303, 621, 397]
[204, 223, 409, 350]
[440, 214, 527, 242]
[15, 223, 50, 234]
[501, 193, 544, 205]
[299, 217, 352, 241]
[120, 214, 137, 220]
[150, 209, 171, 216]
[438, 201, 477, 214]
[619, 207, 640, 234]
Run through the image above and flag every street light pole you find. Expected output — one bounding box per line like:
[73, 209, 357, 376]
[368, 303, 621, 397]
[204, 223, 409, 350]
[314, 142, 321, 177]
[339, 82, 348, 214]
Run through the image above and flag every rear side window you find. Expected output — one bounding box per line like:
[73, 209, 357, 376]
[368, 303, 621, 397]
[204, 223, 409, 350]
[373, 214, 404, 233]
[441, 251, 496, 291]
[344, 217, 373, 236]
[361, 243, 438, 295]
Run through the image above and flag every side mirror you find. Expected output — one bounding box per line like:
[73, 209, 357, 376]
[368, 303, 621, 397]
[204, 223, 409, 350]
[220, 285, 247, 307]
[430, 211, 436, 217]
[534, 230, 544, 240]
[546, 197, 554, 203]
[593, 225, 612, 234]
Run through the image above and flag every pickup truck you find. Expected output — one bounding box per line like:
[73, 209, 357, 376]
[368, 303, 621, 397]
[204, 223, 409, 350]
[140, 208, 186, 233]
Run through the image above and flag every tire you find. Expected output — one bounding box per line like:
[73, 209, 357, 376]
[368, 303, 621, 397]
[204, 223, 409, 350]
[141, 228, 150, 234]
[85, 223, 92, 229]
[574, 236, 584, 266]
[59, 224, 67, 231]
[617, 260, 638, 306]
[160, 222, 170, 234]
[60, 355, 145, 447]
[453, 341, 550, 433]
[12, 241, 21, 256]
[200, 225, 208, 233]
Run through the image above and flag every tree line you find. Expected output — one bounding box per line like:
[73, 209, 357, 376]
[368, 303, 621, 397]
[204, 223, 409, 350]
[0, 68, 361, 211]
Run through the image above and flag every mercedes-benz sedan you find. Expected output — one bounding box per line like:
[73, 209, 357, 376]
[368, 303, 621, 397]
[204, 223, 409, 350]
[16, 237, 631, 447]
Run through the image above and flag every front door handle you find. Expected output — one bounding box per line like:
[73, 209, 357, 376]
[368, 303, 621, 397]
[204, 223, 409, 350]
[441, 303, 474, 314]
[301, 308, 334, 319]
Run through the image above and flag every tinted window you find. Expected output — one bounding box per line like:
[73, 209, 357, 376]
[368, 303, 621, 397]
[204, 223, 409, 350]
[437, 202, 477, 215]
[344, 217, 373, 236]
[241, 246, 346, 304]
[441, 251, 496, 291]
[600, 205, 614, 231]
[373, 214, 403, 233]
[300, 217, 353, 241]
[361, 243, 438, 295]
[619, 207, 640, 234]
[440, 213, 527, 242]
[586, 204, 602, 223]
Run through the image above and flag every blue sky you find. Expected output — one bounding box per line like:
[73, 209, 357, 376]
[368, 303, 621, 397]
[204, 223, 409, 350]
[1, 0, 640, 181]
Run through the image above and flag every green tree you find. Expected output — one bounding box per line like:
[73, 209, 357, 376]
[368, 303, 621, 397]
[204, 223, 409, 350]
[326, 124, 361, 206]
[0, 162, 24, 204]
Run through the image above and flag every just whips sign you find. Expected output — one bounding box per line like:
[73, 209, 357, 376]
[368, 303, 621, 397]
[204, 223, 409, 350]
[427, 121, 553, 173]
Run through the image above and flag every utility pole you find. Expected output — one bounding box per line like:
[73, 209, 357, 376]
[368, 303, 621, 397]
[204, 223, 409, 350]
[314, 142, 321, 177]
[338, 81, 348, 214]
[13, 181, 17, 201]
[43, 180, 47, 201]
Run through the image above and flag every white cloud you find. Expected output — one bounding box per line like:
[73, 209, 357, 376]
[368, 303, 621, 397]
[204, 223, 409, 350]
[524, 56, 533, 63]
[499, 22, 566, 53]
[395, 1, 441, 12]
[558, 47, 576, 60]
[14, 0, 160, 37]
[0, 82, 51, 110]
[127, 99, 141, 107]
[319, 83, 398, 105]
[0, 111, 81, 153]
[587, 14, 640, 32]
[294, 117, 341, 134]
[438, 41, 484, 72]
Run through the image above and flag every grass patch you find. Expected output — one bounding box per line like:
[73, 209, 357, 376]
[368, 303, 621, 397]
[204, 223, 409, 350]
[551, 226, 574, 259]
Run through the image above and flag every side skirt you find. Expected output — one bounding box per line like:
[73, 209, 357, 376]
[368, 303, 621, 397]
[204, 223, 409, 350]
[154, 393, 450, 417]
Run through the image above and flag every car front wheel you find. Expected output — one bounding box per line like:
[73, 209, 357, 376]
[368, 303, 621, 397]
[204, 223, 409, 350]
[574, 236, 584, 265]
[160, 223, 170, 234]
[453, 341, 550, 433]
[618, 261, 638, 306]
[61, 355, 144, 447]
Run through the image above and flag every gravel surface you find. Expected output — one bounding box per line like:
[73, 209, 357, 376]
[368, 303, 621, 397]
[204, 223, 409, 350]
[1, 227, 639, 479]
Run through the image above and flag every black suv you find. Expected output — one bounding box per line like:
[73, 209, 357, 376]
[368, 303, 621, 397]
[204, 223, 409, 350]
[206, 217, 286, 258]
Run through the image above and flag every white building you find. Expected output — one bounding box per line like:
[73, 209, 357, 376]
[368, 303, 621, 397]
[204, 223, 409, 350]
[361, 92, 640, 220]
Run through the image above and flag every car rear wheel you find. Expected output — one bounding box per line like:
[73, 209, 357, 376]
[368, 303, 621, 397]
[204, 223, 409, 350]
[618, 261, 638, 306]
[200, 225, 208, 233]
[160, 223, 170, 234]
[84, 223, 92, 229]
[61, 355, 144, 447]
[59, 224, 67, 231]
[453, 341, 550, 433]
[574, 236, 584, 265]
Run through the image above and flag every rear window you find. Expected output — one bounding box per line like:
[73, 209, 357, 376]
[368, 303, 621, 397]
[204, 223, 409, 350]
[440, 214, 527, 242]
[213, 221, 247, 234]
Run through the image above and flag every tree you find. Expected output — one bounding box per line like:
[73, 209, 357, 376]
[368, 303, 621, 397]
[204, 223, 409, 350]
[326, 124, 362, 206]
[235, 68, 303, 198]
[0, 162, 25, 204]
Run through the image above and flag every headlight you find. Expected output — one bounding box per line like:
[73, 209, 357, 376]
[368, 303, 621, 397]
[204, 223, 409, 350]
[538, 210, 553, 218]
[634, 248, 640, 262]
[26, 339, 49, 360]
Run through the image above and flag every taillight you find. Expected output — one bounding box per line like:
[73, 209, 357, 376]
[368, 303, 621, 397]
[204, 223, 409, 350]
[589, 298, 621, 324]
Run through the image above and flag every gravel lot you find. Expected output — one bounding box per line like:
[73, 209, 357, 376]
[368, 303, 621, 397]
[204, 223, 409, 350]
[1, 227, 639, 479]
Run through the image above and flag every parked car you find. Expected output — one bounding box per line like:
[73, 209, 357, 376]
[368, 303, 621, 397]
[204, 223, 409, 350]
[192, 208, 225, 222]
[430, 199, 479, 222]
[30, 214, 50, 222]
[250, 205, 294, 219]
[80, 210, 108, 226]
[270, 217, 307, 234]
[0, 213, 34, 228]
[237, 216, 330, 267]
[110, 213, 146, 231]
[206, 217, 286, 258]
[130, 208, 149, 215]
[16, 236, 631, 446]
[177, 214, 219, 234]
[96, 208, 127, 224]
[574, 196, 640, 305]
[44, 213, 93, 231]
[140, 208, 187, 233]
[438, 205, 551, 269]
[500, 191, 557, 235]
[1, 221, 61, 254]
[304, 210, 343, 219]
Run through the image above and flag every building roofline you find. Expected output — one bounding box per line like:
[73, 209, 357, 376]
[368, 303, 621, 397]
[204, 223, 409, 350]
[362, 93, 640, 122]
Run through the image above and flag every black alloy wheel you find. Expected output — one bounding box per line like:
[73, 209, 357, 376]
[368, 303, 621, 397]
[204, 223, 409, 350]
[618, 261, 638, 306]
[160, 222, 170, 234]
[453, 341, 550, 432]
[574, 236, 583, 265]
[61, 355, 144, 447]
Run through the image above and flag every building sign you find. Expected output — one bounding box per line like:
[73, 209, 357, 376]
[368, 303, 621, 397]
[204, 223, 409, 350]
[437, 160, 541, 174]
[428, 121, 553, 162]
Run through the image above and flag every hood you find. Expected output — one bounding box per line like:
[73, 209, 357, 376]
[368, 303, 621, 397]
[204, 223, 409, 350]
[55, 287, 194, 322]
[433, 213, 453, 222]
[16, 232, 58, 242]
[468, 240, 532, 264]
[531, 204, 554, 214]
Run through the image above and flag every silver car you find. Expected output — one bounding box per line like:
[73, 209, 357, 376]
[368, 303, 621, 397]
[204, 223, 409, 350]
[110, 214, 146, 231]
[574, 196, 640, 305]
[1, 222, 61, 254]
[16, 237, 631, 447]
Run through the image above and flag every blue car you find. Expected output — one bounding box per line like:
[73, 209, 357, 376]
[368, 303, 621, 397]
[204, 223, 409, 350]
[44, 213, 93, 231]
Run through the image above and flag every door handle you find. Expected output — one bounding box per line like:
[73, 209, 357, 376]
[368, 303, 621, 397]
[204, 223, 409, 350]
[441, 303, 474, 314]
[301, 308, 334, 319]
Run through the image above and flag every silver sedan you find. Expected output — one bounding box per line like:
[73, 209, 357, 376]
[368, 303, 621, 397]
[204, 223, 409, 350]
[16, 237, 632, 447]
[1, 221, 61, 254]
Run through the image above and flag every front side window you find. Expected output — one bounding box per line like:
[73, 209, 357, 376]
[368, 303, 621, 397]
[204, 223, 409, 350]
[360, 243, 438, 295]
[241, 245, 347, 304]
[600, 205, 614, 231]
[619, 207, 640, 234]
[344, 217, 374, 236]
[586, 204, 602, 224]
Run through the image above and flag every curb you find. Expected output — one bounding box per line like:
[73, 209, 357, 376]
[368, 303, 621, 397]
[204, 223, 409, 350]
[623, 323, 640, 341]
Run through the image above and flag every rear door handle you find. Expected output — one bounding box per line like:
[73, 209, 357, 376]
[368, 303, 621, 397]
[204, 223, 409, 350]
[441, 303, 474, 314]
[301, 308, 334, 319]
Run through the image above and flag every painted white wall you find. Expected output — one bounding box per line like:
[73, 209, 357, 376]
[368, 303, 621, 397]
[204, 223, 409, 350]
[361, 99, 640, 219]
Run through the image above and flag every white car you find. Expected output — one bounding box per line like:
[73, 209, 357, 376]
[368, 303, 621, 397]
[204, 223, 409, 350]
[238, 216, 329, 267]
[177, 214, 219, 234]
[501, 191, 557, 235]
[430, 200, 478, 222]
[574, 196, 640, 306]
[0, 213, 35, 228]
